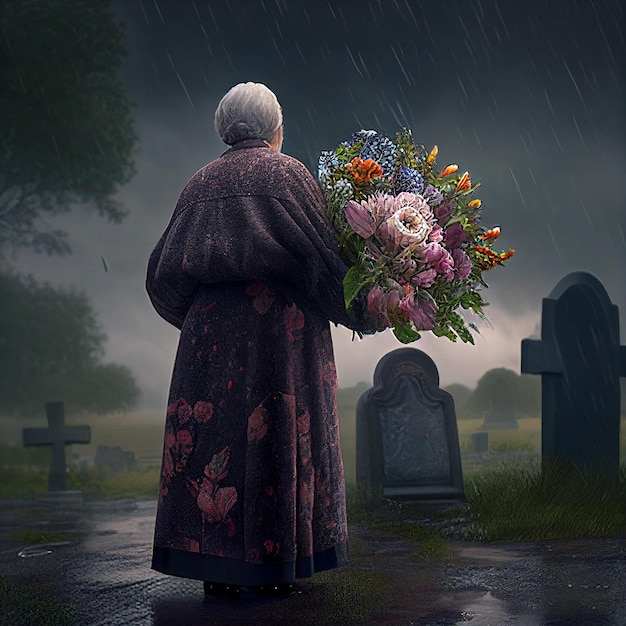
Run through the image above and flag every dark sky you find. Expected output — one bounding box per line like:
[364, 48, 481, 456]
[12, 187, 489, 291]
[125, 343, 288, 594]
[16, 0, 626, 405]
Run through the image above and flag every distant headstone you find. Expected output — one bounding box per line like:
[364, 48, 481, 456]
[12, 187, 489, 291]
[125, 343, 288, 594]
[356, 348, 464, 501]
[471, 432, 489, 454]
[95, 445, 135, 471]
[22, 402, 91, 492]
[521, 272, 626, 478]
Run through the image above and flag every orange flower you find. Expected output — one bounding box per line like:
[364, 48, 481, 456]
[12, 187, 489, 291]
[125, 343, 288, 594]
[427, 145, 438, 165]
[468, 199, 482, 209]
[439, 164, 458, 177]
[474, 244, 494, 255]
[474, 244, 515, 270]
[480, 227, 501, 242]
[474, 244, 501, 270]
[346, 157, 383, 184]
[456, 171, 471, 192]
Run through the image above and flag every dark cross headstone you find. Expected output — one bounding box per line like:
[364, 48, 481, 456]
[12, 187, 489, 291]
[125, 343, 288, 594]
[521, 272, 626, 478]
[23, 402, 91, 492]
[356, 348, 464, 501]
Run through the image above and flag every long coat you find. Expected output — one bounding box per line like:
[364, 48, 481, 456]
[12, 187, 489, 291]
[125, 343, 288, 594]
[146, 139, 367, 586]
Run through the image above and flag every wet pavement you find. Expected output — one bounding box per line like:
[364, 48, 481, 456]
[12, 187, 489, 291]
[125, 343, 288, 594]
[1, 497, 625, 625]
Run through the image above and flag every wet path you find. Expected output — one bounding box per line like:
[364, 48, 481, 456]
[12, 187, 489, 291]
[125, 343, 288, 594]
[1, 498, 625, 625]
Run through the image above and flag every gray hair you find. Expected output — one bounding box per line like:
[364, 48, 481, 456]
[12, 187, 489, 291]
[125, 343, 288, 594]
[214, 82, 283, 145]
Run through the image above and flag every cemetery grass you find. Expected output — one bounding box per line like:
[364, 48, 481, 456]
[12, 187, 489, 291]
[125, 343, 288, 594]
[0, 464, 159, 501]
[464, 460, 626, 541]
[345, 484, 455, 563]
[342, 414, 626, 544]
[0, 576, 76, 626]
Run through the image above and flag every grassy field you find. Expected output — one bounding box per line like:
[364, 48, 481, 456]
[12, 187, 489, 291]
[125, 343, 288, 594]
[0, 407, 539, 497]
[2, 406, 625, 541]
[2, 408, 624, 482]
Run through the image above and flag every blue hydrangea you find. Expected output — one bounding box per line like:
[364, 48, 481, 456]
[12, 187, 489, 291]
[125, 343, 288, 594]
[318, 150, 338, 183]
[394, 166, 425, 194]
[349, 130, 397, 176]
[349, 130, 377, 145]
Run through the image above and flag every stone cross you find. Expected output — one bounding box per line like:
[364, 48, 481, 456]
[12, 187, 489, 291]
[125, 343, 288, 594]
[23, 402, 91, 492]
[521, 272, 626, 478]
[356, 347, 464, 501]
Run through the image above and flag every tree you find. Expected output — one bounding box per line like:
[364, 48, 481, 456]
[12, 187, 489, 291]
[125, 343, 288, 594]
[443, 383, 472, 417]
[0, 0, 136, 255]
[0, 272, 140, 417]
[466, 368, 540, 425]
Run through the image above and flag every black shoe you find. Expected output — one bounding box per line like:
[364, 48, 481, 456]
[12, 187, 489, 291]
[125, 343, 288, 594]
[254, 583, 294, 596]
[203, 581, 241, 598]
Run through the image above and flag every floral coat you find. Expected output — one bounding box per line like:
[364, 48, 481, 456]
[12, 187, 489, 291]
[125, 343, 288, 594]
[146, 139, 367, 586]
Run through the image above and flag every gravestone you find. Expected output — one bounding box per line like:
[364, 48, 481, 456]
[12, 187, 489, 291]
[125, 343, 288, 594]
[356, 348, 464, 501]
[95, 445, 136, 471]
[521, 272, 626, 478]
[471, 432, 489, 454]
[23, 401, 91, 491]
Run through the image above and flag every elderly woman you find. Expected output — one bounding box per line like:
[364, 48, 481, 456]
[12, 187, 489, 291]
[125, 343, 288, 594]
[147, 82, 369, 597]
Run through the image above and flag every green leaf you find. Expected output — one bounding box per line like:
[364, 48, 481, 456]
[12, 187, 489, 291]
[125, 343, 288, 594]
[433, 325, 457, 341]
[392, 323, 421, 344]
[343, 265, 370, 309]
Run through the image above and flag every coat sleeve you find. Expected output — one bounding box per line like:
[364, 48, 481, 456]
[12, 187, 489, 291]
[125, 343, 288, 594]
[146, 194, 204, 329]
[146, 155, 371, 332]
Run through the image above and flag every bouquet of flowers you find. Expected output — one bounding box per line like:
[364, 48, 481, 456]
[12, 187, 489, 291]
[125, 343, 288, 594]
[318, 129, 515, 344]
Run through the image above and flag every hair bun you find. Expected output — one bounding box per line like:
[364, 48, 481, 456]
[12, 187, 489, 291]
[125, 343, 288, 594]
[221, 122, 254, 145]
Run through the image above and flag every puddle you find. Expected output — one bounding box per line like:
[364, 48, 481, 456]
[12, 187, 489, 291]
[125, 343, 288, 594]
[18, 541, 73, 557]
[455, 543, 532, 564]
[460, 590, 544, 624]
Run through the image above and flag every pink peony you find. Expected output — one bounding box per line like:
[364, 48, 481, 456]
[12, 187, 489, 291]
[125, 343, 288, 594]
[399, 295, 437, 330]
[360, 191, 396, 221]
[434, 203, 453, 225]
[434, 249, 455, 281]
[419, 242, 446, 264]
[428, 225, 443, 243]
[386, 206, 432, 246]
[411, 268, 437, 287]
[386, 289, 401, 314]
[452, 248, 472, 279]
[443, 223, 466, 249]
[366, 285, 390, 329]
[366, 284, 405, 330]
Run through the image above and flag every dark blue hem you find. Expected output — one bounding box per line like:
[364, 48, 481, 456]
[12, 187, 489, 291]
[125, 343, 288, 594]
[151, 543, 348, 586]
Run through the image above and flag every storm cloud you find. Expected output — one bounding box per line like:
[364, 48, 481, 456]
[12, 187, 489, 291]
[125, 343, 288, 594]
[13, 0, 625, 408]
